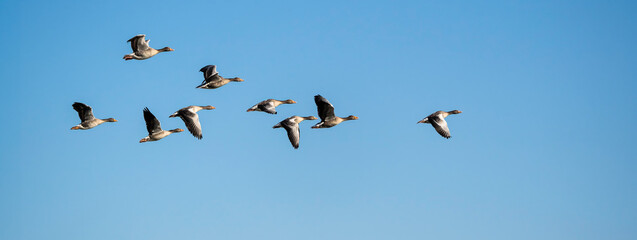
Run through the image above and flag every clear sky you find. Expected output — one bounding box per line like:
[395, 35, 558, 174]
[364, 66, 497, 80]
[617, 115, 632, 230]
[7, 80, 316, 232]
[1, 0, 636, 239]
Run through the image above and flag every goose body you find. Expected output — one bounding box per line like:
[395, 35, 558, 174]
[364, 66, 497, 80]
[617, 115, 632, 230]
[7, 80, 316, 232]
[247, 99, 296, 114]
[312, 95, 358, 129]
[70, 102, 117, 130]
[196, 65, 243, 89]
[418, 110, 462, 139]
[140, 108, 184, 143]
[123, 34, 173, 60]
[169, 105, 215, 139]
[273, 116, 318, 149]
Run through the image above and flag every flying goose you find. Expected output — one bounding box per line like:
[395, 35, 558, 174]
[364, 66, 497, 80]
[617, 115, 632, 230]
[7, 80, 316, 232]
[273, 116, 318, 149]
[196, 65, 244, 89]
[247, 99, 296, 114]
[123, 34, 174, 60]
[70, 102, 117, 130]
[417, 110, 462, 138]
[169, 105, 215, 139]
[312, 95, 358, 129]
[139, 108, 184, 143]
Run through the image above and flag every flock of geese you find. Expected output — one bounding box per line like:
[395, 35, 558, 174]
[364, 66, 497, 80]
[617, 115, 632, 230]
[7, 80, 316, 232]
[70, 34, 462, 149]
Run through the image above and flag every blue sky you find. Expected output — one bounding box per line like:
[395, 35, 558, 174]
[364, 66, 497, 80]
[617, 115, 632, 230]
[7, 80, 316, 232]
[1, 0, 636, 239]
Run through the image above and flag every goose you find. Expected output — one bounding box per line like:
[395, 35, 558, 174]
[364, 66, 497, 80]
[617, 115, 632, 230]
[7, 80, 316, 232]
[247, 99, 296, 114]
[312, 95, 358, 129]
[273, 116, 318, 149]
[139, 107, 184, 143]
[123, 34, 174, 60]
[70, 102, 117, 130]
[417, 110, 462, 139]
[169, 105, 215, 139]
[196, 65, 244, 89]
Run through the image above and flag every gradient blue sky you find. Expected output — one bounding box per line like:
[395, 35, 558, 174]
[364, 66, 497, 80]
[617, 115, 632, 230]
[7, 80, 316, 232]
[1, 0, 636, 239]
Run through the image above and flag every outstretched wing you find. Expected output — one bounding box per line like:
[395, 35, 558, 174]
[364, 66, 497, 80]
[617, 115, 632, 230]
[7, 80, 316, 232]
[282, 120, 300, 149]
[72, 102, 95, 122]
[314, 95, 335, 121]
[199, 65, 218, 79]
[143, 107, 162, 135]
[178, 109, 203, 139]
[429, 115, 451, 138]
[127, 34, 149, 52]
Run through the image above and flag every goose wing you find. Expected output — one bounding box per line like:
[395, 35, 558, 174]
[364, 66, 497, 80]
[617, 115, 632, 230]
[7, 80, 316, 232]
[282, 120, 300, 149]
[143, 107, 162, 135]
[314, 95, 335, 121]
[258, 101, 277, 114]
[127, 34, 150, 53]
[200, 65, 218, 79]
[429, 115, 451, 138]
[72, 102, 95, 122]
[178, 109, 203, 139]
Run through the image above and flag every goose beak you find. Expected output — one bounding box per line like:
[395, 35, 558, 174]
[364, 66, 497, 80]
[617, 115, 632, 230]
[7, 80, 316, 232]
[168, 48, 175, 51]
[417, 120, 425, 124]
[70, 126, 80, 130]
[139, 139, 147, 143]
[457, 111, 462, 113]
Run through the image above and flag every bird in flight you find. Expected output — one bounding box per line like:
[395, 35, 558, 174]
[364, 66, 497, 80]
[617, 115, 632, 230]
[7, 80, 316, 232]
[312, 95, 358, 129]
[70, 102, 117, 130]
[123, 34, 174, 60]
[169, 105, 216, 139]
[139, 107, 184, 143]
[418, 110, 462, 139]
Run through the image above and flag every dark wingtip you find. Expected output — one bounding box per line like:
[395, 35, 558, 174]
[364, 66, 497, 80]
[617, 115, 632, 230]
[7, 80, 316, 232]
[199, 65, 215, 72]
